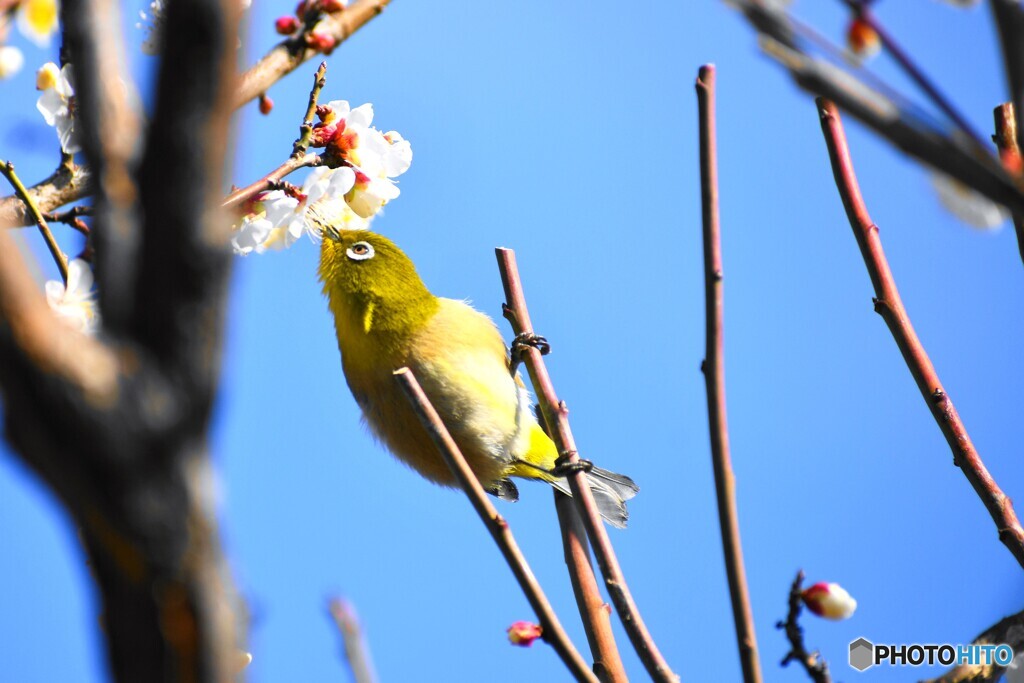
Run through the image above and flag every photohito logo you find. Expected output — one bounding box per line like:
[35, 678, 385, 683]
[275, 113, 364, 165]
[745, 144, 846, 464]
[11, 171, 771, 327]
[849, 637, 1014, 672]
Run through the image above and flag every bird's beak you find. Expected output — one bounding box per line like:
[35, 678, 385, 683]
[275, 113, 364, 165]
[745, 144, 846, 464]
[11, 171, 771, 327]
[324, 225, 342, 243]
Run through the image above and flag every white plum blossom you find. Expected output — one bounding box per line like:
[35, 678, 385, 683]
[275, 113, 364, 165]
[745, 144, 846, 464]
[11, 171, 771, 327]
[17, 0, 59, 47]
[45, 259, 99, 334]
[230, 99, 411, 255]
[36, 62, 80, 154]
[931, 172, 1007, 230]
[801, 582, 857, 620]
[314, 100, 413, 218]
[0, 46, 24, 80]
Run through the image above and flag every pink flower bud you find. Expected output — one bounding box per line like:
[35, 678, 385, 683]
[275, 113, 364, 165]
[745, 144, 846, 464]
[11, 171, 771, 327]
[507, 621, 543, 647]
[259, 94, 274, 115]
[275, 15, 301, 34]
[309, 123, 337, 148]
[802, 582, 857, 620]
[307, 30, 337, 54]
[322, 0, 345, 12]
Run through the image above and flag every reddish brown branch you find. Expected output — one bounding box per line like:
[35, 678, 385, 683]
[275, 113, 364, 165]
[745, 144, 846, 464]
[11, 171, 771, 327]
[553, 491, 627, 683]
[495, 249, 679, 683]
[292, 62, 328, 159]
[328, 598, 378, 683]
[993, 103, 1024, 268]
[234, 0, 390, 108]
[817, 98, 1024, 569]
[696, 64, 763, 683]
[221, 153, 321, 213]
[778, 571, 831, 683]
[394, 368, 599, 683]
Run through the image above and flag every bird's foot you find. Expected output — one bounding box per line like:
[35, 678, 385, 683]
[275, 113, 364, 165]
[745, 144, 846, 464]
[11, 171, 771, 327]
[509, 332, 550, 376]
[550, 452, 593, 478]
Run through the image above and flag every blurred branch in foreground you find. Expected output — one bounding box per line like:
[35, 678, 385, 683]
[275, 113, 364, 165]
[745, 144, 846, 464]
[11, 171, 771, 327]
[328, 597, 379, 683]
[727, 0, 1024, 226]
[395, 367, 599, 683]
[496, 248, 679, 683]
[696, 63, 762, 683]
[817, 98, 1024, 570]
[0, 0, 243, 679]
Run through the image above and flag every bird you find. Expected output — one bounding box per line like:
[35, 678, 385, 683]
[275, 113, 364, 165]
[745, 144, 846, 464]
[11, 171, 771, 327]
[316, 225, 639, 527]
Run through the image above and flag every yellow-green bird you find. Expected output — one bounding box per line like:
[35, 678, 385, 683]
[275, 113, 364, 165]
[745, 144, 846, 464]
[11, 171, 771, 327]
[317, 226, 638, 527]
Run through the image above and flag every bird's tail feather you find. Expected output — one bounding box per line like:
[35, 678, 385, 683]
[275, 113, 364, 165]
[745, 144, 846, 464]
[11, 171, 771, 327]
[549, 467, 639, 529]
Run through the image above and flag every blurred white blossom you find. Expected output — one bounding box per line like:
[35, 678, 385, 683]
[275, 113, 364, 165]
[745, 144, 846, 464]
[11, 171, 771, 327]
[17, 0, 59, 47]
[931, 172, 1007, 230]
[36, 62, 80, 154]
[45, 259, 99, 335]
[0, 46, 24, 80]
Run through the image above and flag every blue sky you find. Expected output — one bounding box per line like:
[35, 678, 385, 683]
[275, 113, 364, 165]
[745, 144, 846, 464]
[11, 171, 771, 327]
[1, 1, 1022, 681]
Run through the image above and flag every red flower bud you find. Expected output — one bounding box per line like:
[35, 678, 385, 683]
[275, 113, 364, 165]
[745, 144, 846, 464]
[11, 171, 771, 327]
[322, 0, 345, 12]
[275, 15, 301, 35]
[307, 30, 337, 54]
[507, 621, 542, 647]
[259, 94, 274, 115]
[802, 582, 857, 620]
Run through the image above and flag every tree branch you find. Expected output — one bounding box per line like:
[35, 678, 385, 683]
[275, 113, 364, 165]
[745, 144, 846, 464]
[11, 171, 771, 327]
[0, 161, 68, 281]
[993, 103, 1024, 268]
[990, 0, 1024, 151]
[778, 571, 831, 683]
[0, 162, 92, 229]
[234, 0, 390, 108]
[394, 367, 599, 683]
[328, 597, 378, 683]
[222, 153, 321, 213]
[495, 249, 679, 683]
[817, 98, 1024, 569]
[696, 64, 762, 683]
[553, 491, 627, 683]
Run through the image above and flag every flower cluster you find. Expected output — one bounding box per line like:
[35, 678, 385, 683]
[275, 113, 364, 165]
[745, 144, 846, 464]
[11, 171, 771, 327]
[231, 100, 411, 256]
[274, 0, 347, 54]
[36, 62, 80, 154]
[45, 259, 100, 335]
[801, 581, 857, 620]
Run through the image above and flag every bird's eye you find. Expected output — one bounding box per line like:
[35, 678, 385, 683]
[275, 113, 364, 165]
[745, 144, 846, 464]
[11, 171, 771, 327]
[346, 241, 375, 261]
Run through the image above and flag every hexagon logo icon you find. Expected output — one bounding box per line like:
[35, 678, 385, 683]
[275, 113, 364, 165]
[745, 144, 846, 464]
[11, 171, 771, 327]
[849, 637, 874, 672]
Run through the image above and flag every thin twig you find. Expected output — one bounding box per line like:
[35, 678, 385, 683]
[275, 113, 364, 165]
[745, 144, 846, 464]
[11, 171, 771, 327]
[817, 98, 1024, 569]
[0, 162, 91, 228]
[292, 61, 328, 159]
[222, 153, 321, 213]
[495, 249, 679, 683]
[43, 206, 92, 236]
[778, 571, 831, 683]
[845, 2, 989, 154]
[235, 0, 390, 108]
[921, 607, 1024, 683]
[993, 103, 1024, 268]
[0, 161, 69, 281]
[696, 64, 762, 683]
[328, 598, 378, 683]
[990, 0, 1024, 150]
[394, 367, 599, 683]
[553, 491, 627, 683]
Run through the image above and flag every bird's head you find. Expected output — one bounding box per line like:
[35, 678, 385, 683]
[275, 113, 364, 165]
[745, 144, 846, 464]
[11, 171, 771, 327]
[317, 225, 437, 345]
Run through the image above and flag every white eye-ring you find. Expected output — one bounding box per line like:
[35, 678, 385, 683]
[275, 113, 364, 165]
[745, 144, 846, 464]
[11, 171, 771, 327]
[346, 241, 375, 261]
